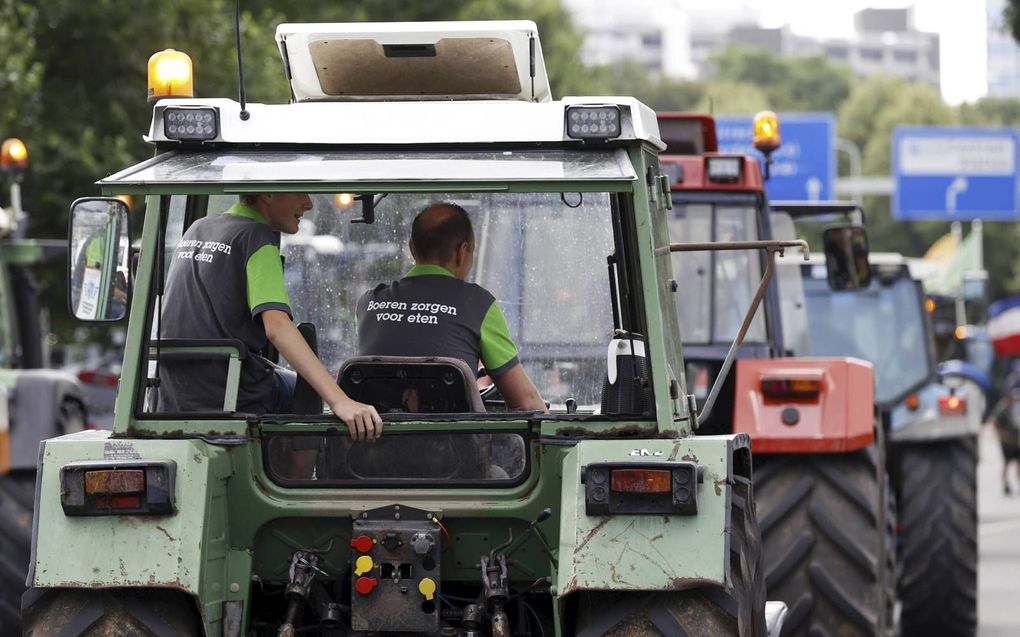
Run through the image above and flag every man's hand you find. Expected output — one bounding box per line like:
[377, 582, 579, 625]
[263, 309, 384, 439]
[329, 396, 384, 441]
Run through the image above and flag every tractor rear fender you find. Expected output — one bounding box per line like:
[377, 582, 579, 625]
[889, 379, 983, 442]
[0, 369, 85, 471]
[28, 430, 230, 631]
[733, 357, 875, 454]
[556, 434, 750, 596]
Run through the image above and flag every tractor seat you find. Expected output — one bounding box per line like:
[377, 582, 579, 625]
[337, 356, 485, 414]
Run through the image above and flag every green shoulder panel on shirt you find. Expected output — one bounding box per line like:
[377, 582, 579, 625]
[480, 302, 519, 374]
[246, 244, 291, 315]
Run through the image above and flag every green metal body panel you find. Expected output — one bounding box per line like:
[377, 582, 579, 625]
[557, 436, 741, 595]
[32, 430, 233, 622]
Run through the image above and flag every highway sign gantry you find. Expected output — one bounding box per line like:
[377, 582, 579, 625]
[893, 126, 1020, 221]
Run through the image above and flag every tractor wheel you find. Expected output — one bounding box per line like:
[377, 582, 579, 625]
[22, 588, 200, 636]
[0, 471, 37, 637]
[897, 438, 977, 637]
[571, 452, 766, 636]
[755, 444, 892, 637]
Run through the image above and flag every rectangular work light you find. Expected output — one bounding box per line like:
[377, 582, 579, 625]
[705, 156, 743, 182]
[163, 107, 219, 141]
[565, 105, 622, 140]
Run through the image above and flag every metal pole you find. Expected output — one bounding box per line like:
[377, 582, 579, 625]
[837, 138, 863, 202]
[951, 221, 966, 327]
[9, 182, 22, 227]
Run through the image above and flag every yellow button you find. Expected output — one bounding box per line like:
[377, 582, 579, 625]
[418, 577, 437, 601]
[354, 555, 374, 576]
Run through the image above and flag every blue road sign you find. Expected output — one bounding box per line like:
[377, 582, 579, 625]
[893, 126, 1019, 221]
[715, 113, 835, 201]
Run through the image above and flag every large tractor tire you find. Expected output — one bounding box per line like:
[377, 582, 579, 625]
[0, 471, 36, 637]
[571, 453, 766, 636]
[755, 445, 893, 637]
[22, 588, 200, 636]
[897, 437, 977, 637]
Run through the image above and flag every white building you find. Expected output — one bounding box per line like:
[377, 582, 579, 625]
[566, 3, 940, 91]
[987, 0, 1020, 98]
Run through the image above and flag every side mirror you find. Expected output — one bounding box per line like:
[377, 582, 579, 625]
[68, 197, 131, 322]
[822, 224, 871, 291]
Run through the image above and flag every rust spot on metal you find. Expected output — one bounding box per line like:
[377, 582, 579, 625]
[552, 424, 658, 438]
[714, 478, 727, 496]
[576, 517, 612, 554]
[193, 453, 204, 464]
[119, 559, 127, 577]
[681, 453, 698, 462]
[155, 525, 176, 542]
[85, 469, 144, 494]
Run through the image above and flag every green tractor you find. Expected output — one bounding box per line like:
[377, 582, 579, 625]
[23, 22, 789, 636]
[0, 138, 87, 636]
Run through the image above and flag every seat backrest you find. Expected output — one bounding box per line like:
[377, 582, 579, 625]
[338, 356, 485, 413]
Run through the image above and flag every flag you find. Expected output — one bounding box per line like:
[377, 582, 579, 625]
[922, 231, 979, 295]
[988, 295, 1020, 357]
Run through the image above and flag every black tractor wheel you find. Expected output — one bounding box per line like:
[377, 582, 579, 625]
[897, 437, 977, 637]
[755, 444, 892, 637]
[571, 451, 766, 636]
[22, 588, 200, 636]
[0, 471, 36, 637]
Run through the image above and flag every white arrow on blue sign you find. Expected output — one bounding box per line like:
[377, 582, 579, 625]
[893, 126, 1020, 221]
[715, 113, 835, 201]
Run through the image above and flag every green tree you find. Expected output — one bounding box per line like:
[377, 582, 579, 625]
[707, 45, 854, 112]
[0, 0, 593, 343]
[1004, 0, 1020, 42]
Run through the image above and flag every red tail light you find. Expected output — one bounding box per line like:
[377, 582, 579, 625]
[761, 376, 822, 400]
[78, 370, 119, 388]
[611, 469, 672, 494]
[939, 395, 966, 415]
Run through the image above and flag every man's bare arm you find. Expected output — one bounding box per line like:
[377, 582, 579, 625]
[491, 364, 546, 412]
[262, 309, 383, 440]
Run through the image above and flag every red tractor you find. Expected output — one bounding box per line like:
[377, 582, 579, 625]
[659, 113, 894, 637]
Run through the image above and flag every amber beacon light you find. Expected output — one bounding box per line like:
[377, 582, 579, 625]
[148, 49, 194, 103]
[0, 138, 28, 173]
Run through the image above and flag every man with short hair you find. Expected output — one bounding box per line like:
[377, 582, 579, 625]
[160, 193, 383, 440]
[356, 202, 545, 411]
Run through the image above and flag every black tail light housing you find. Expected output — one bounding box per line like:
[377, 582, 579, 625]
[60, 460, 176, 516]
[582, 461, 703, 516]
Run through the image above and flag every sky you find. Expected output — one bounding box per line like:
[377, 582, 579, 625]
[752, 0, 992, 105]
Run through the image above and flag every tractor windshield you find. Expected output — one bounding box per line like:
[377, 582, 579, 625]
[800, 268, 934, 406]
[150, 190, 618, 413]
[667, 195, 766, 344]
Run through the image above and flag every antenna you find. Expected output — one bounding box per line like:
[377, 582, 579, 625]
[235, 0, 250, 121]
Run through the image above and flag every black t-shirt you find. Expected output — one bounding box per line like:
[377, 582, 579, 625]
[158, 204, 291, 413]
[356, 265, 519, 375]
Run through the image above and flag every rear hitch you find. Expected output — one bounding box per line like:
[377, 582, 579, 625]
[278, 550, 323, 637]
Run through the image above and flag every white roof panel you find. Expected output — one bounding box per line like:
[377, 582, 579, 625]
[145, 97, 665, 150]
[276, 21, 551, 103]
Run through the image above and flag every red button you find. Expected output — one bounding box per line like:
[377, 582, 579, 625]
[351, 535, 374, 553]
[355, 576, 378, 595]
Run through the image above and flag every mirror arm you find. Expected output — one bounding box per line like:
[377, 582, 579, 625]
[668, 239, 808, 427]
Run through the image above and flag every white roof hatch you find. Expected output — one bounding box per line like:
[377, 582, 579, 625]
[276, 21, 552, 103]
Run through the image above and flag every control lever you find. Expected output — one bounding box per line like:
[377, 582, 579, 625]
[278, 550, 324, 637]
[504, 508, 556, 569]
